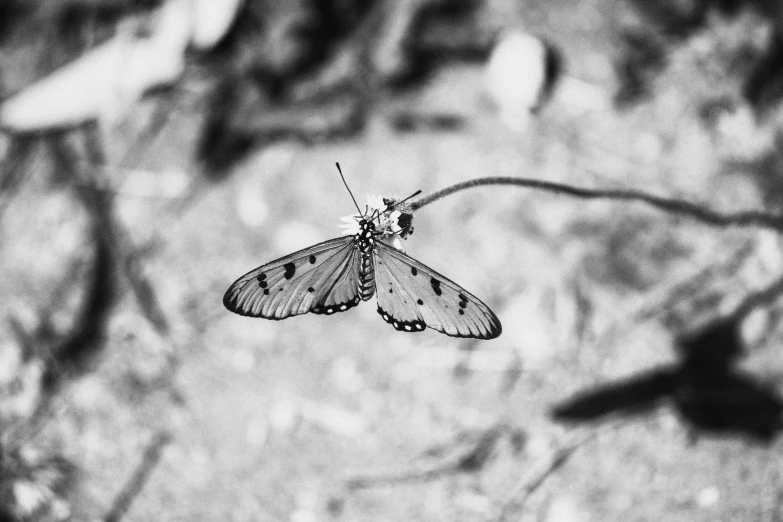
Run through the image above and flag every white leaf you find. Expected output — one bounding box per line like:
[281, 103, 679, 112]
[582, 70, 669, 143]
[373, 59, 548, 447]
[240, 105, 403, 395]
[0, 0, 192, 132]
[485, 29, 552, 130]
[192, 0, 244, 50]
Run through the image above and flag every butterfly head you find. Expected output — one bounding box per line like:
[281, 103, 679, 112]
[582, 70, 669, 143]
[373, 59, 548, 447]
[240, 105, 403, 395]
[356, 219, 376, 253]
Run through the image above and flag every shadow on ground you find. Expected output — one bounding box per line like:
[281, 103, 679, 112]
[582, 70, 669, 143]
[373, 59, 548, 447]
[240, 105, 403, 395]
[552, 316, 783, 442]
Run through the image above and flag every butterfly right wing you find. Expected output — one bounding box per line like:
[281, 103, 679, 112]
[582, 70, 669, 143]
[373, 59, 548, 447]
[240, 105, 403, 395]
[223, 236, 364, 319]
[373, 241, 502, 339]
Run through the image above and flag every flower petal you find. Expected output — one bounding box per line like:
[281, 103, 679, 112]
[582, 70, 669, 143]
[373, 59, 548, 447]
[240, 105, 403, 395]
[366, 194, 385, 212]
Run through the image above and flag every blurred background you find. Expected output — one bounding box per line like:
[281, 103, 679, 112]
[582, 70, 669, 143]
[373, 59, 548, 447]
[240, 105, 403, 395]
[3, 0, 783, 520]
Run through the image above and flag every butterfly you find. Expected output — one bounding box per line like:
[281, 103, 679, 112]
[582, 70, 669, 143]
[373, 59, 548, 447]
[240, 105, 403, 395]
[223, 164, 502, 339]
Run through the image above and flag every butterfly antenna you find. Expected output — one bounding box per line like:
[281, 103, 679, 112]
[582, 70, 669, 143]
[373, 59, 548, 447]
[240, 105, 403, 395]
[389, 189, 422, 210]
[336, 162, 362, 215]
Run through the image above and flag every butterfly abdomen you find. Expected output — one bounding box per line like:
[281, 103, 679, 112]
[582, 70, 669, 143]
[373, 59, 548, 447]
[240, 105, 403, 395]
[359, 251, 375, 299]
[356, 220, 376, 300]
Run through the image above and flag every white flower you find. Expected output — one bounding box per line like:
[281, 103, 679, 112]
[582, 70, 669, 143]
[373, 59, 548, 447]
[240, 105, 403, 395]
[13, 480, 49, 517]
[339, 214, 361, 236]
[338, 195, 412, 250]
[366, 194, 386, 211]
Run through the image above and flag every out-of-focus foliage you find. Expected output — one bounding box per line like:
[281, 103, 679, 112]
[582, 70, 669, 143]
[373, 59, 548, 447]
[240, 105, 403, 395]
[618, 0, 783, 113]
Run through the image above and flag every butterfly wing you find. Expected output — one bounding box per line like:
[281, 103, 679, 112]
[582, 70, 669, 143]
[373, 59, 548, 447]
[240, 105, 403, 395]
[373, 241, 502, 339]
[224, 236, 365, 319]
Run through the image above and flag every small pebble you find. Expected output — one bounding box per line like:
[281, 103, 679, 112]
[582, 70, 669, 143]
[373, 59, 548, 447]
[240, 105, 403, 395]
[290, 509, 317, 522]
[245, 417, 269, 447]
[300, 401, 368, 438]
[456, 491, 491, 514]
[697, 486, 719, 508]
[544, 495, 588, 522]
[236, 185, 269, 228]
[526, 432, 554, 459]
[330, 356, 364, 393]
[231, 349, 255, 373]
[269, 401, 300, 433]
[13, 481, 47, 517]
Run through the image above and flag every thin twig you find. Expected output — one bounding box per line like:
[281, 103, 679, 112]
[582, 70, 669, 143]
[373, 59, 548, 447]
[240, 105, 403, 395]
[104, 431, 171, 522]
[42, 212, 116, 389]
[50, 127, 171, 336]
[345, 426, 505, 490]
[493, 431, 597, 522]
[82, 126, 171, 335]
[733, 271, 783, 320]
[345, 457, 462, 489]
[411, 177, 783, 230]
[493, 444, 577, 521]
[0, 135, 35, 226]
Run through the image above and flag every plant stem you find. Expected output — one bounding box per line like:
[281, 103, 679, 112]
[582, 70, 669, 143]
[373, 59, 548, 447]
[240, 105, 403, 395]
[411, 177, 783, 230]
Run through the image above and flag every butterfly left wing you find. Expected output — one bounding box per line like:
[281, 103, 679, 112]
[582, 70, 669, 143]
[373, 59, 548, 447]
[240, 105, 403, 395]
[224, 236, 365, 319]
[373, 241, 502, 339]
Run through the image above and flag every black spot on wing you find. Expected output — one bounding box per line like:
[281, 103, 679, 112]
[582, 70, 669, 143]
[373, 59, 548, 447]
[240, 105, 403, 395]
[259, 280, 268, 288]
[459, 301, 467, 309]
[308, 287, 314, 292]
[430, 278, 442, 296]
[257, 273, 266, 281]
[283, 262, 296, 279]
[417, 299, 423, 305]
[309, 255, 316, 264]
[411, 266, 418, 276]
[263, 289, 269, 295]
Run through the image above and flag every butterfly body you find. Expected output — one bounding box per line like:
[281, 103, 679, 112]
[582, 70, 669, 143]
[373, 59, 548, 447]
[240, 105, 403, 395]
[355, 220, 377, 301]
[224, 195, 501, 339]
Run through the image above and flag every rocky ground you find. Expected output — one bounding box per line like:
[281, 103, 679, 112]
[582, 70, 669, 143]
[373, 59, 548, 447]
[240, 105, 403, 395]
[3, 1, 783, 520]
